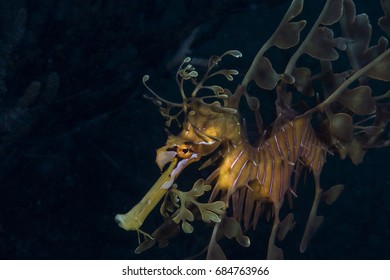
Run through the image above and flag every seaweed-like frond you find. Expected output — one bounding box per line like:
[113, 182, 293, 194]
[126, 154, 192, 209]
[161, 179, 226, 233]
[142, 51, 242, 127]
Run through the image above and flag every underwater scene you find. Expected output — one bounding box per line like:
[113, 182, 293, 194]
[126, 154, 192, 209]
[0, 0, 389, 259]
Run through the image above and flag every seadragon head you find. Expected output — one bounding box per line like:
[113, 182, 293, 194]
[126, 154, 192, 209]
[115, 51, 245, 236]
[154, 97, 242, 173]
[150, 50, 245, 183]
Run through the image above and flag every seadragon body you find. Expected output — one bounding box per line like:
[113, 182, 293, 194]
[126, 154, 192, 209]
[115, 0, 390, 259]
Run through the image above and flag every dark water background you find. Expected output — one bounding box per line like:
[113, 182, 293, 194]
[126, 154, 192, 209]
[0, 0, 389, 259]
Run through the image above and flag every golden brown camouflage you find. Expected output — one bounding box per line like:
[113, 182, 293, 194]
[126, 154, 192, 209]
[115, 0, 390, 259]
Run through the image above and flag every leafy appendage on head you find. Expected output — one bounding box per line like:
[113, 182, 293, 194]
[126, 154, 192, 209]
[143, 51, 242, 129]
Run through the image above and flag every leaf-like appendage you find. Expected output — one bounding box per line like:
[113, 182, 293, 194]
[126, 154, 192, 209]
[379, 0, 390, 37]
[183, 50, 242, 99]
[340, 0, 378, 74]
[274, 20, 306, 49]
[320, 61, 352, 98]
[344, 137, 366, 164]
[305, 27, 339, 61]
[333, 37, 352, 51]
[203, 85, 224, 95]
[218, 69, 239, 81]
[365, 36, 388, 66]
[349, 142, 365, 165]
[190, 178, 211, 197]
[198, 201, 225, 223]
[241, 0, 306, 89]
[300, 215, 324, 253]
[366, 52, 390, 81]
[338, 86, 376, 115]
[246, 96, 260, 110]
[321, 0, 344, 25]
[285, 0, 304, 21]
[322, 184, 344, 205]
[172, 206, 194, 233]
[347, 12, 371, 52]
[276, 213, 296, 241]
[252, 57, 280, 90]
[222, 217, 250, 247]
[329, 113, 353, 141]
[189, 180, 225, 224]
[181, 221, 194, 233]
[167, 179, 225, 234]
[222, 50, 243, 58]
[292, 67, 313, 96]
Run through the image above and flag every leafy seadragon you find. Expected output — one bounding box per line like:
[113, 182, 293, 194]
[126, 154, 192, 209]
[115, 0, 390, 259]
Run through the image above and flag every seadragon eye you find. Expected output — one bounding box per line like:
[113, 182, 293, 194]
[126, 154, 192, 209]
[176, 144, 193, 159]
